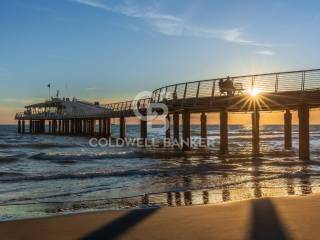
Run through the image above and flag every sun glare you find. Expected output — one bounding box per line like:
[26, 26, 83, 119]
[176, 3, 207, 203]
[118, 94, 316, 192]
[249, 88, 261, 97]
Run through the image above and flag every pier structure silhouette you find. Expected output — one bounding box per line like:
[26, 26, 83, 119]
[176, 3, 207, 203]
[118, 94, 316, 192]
[15, 69, 320, 160]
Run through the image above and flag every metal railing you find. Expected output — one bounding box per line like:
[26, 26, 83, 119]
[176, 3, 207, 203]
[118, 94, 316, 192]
[103, 98, 151, 112]
[151, 69, 320, 103]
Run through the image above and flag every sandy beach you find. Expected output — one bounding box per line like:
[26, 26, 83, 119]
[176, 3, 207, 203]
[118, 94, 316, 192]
[1, 193, 320, 240]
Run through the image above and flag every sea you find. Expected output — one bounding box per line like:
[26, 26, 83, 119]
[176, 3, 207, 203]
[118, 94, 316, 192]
[1, 124, 320, 221]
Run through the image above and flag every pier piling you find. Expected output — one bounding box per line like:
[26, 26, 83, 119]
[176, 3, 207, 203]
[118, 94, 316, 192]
[102, 119, 107, 137]
[29, 120, 32, 134]
[18, 120, 21, 133]
[120, 116, 126, 140]
[220, 110, 228, 154]
[22, 120, 25, 133]
[284, 110, 292, 149]
[252, 110, 260, 156]
[182, 111, 191, 151]
[99, 119, 102, 137]
[173, 112, 179, 145]
[106, 118, 111, 137]
[165, 114, 171, 143]
[298, 104, 310, 160]
[140, 113, 147, 142]
[200, 112, 207, 147]
[49, 121, 52, 134]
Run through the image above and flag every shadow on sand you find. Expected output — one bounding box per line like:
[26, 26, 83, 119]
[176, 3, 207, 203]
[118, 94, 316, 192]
[81, 208, 158, 240]
[250, 198, 290, 240]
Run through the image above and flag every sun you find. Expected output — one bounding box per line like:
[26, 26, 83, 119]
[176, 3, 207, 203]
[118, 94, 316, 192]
[249, 87, 261, 97]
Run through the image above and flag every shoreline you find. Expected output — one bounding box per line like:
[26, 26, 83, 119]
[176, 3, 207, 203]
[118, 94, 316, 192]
[1, 193, 320, 240]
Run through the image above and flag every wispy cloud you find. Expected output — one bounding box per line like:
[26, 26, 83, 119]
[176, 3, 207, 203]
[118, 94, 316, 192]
[255, 50, 275, 56]
[86, 87, 97, 91]
[70, 0, 271, 47]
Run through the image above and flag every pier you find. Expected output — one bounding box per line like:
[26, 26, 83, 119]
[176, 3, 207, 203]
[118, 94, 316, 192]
[15, 69, 320, 160]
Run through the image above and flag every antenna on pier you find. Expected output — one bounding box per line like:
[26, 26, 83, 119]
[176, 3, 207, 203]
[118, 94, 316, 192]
[47, 83, 51, 99]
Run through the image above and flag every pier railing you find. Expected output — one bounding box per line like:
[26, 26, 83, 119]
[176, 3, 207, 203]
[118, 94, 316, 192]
[151, 69, 320, 103]
[103, 98, 151, 111]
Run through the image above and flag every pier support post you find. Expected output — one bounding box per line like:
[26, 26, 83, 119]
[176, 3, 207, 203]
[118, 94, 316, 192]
[62, 120, 65, 134]
[22, 120, 25, 134]
[58, 120, 61, 134]
[63, 120, 66, 134]
[120, 116, 126, 140]
[91, 120, 95, 136]
[220, 110, 228, 153]
[71, 119, 75, 135]
[252, 110, 260, 156]
[102, 119, 107, 137]
[140, 113, 147, 144]
[99, 119, 102, 137]
[182, 111, 191, 151]
[284, 110, 292, 149]
[37, 121, 40, 133]
[87, 119, 90, 136]
[106, 118, 111, 137]
[74, 119, 78, 135]
[200, 112, 207, 147]
[18, 120, 21, 133]
[82, 120, 86, 135]
[33, 120, 37, 133]
[53, 120, 57, 134]
[173, 112, 179, 145]
[41, 120, 44, 133]
[165, 114, 171, 145]
[79, 119, 82, 135]
[49, 121, 52, 134]
[34, 121, 37, 133]
[66, 120, 70, 135]
[29, 120, 32, 134]
[298, 104, 310, 160]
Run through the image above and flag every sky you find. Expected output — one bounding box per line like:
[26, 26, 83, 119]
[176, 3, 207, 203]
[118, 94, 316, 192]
[1, 0, 320, 124]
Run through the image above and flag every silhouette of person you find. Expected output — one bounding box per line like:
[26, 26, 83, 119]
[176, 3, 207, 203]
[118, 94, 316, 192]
[219, 77, 235, 96]
[224, 76, 235, 96]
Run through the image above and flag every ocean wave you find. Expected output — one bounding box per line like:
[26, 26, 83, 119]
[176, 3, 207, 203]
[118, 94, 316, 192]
[0, 153, 26, 163]
[0, 172, 26, 180]
[0, 163, 239, 182]
[0, 143, 80, 149]
[29, 151, 146, 161]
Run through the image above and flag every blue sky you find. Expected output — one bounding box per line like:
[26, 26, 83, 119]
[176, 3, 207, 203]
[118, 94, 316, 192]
[1, 0, 320, 122]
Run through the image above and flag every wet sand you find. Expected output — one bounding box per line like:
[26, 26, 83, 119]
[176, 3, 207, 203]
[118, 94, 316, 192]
[1, 194, 320, 240]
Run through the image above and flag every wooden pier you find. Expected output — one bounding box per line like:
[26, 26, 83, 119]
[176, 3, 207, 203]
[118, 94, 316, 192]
[15, 69, 320, 160]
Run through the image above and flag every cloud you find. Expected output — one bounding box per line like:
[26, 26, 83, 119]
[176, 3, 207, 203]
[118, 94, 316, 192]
[70, 0, 271, 47]
[255, 50, 275, 56]
[71, 0, 182, 21]
[86, 87, 97, 91]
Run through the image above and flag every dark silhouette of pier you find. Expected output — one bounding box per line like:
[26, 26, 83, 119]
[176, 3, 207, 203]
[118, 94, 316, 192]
[15, 68, 320, 160]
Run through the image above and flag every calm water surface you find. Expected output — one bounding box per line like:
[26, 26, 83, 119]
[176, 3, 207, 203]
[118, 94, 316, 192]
[0, 124, 320, 221]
